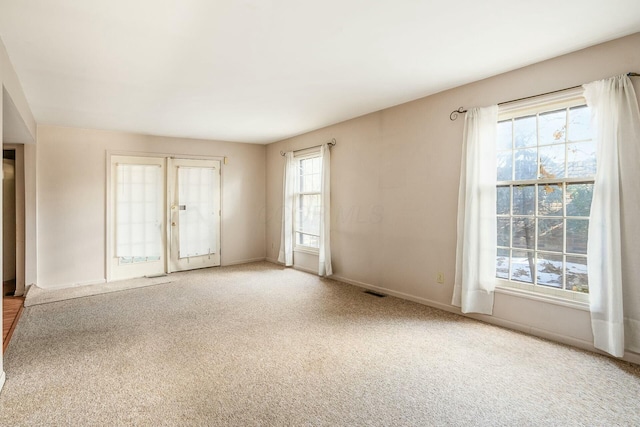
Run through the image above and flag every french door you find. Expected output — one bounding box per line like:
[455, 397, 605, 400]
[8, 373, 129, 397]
[168, 158, 221, 272]
[109, 156, 221, 281]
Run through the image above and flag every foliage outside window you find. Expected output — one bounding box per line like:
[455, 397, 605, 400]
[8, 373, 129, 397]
[496, 102, 594, 299]
[294, 153, 322, 250]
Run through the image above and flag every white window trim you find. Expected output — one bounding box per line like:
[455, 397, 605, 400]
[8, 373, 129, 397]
[496, 88, 593, 304]
[293, 150, 322, 254]
[495, 282, 590, 311]
[498, 87, 585, 119]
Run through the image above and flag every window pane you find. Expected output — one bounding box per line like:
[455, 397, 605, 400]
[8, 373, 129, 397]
[539, 144, 565, 179]
[513, 218, 535, 250]
[497, 186, 510, 215]
[296, 194, 321, 235]
[538, 218, 563, 252]
[497, 218, 510, 247]
[566, 219, 588, 254]
[514, 148, 537, 180]
[567, 141, 596, 178]
[539, 109, 566, 145]
[537, 252, 563, 288]
[301, 172, 321, 192]
[497, 121, 513, 151]
[496, 248, 509, 279]
[495, 103, 593, 296]
[566, 256, 589, 293]
[568, 106, 592, 142]
[566, 183, 593, 217]
[538, 183, 563, 216]
[511, 251, 534, 283]
[299, 173, 307, 192]
[514, 116, 537, 148]
[299, 156, 322, 192]
[497, 151, 513, 181]
[297, 233, 319, 249]
[301, 157, 312, 171]
[298, 158, 307, 174]
[512, 185, 534, 215]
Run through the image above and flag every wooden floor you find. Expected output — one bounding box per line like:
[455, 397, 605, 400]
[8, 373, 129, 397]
[3, 296, 25, 353]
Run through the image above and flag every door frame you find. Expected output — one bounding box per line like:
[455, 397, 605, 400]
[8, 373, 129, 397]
[105, 151, 225, 282]
[3, 144, 25, 296]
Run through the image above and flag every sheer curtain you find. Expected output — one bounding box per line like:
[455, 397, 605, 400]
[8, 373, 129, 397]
[583, 74, 640, 357]
[116, 164, 162, 258]
[318, 143, 332, 277]
[452, 105, 499, 314]
[278, 152, 295, 266]
[178, 167, 217, 258]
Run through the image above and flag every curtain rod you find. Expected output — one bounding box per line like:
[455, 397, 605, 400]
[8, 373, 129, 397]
[280, 138, 336, 156]
[449, 72, 640, 121]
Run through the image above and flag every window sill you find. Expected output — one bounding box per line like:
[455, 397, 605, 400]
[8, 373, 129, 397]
[293, 246, 319, 256]
[494, 284, 590, 312]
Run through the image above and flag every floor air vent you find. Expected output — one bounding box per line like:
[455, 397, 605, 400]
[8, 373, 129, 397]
[364, 290, 386, 298]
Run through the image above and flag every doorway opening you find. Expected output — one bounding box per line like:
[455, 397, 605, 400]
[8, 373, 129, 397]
[3, 149, 16, 296]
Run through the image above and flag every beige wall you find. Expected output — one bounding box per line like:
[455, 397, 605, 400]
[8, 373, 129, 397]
[1, 35, 37, 390]
[24, 143, 37, 288]
[0, 38, 36, 143]
[266, 33, 640, 362]
[36, 126, 266, 288]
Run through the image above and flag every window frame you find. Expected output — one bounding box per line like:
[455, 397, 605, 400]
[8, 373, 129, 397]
[495, 89, 593, 304]
[293, 149, 322, 254]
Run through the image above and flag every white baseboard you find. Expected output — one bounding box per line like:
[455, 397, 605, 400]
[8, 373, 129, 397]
[0, 371, 5, 394]
[264, 258, 316, 278]
[264, 257, 317, 275]
[36, 258, 269, 290]
[331, 274, 459, 315]
[330, 273, 640, 365]
[221, 257, 266, 267]
[38, 278, 107, 291]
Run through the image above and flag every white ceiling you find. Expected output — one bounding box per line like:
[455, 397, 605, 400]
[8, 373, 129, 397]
[1, 1, 639, 144]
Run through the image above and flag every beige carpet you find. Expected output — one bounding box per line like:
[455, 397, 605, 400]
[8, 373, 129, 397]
[1, 262, 639, 426]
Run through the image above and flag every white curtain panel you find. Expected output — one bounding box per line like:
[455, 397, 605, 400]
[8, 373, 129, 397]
[452, 105, 499, 315]
[116, 164, 162, 258]
[278, 152, 295, 266]
[584, 74, 640, 357]
[178, 167, 217, 258]
[319, 143, 333, 277]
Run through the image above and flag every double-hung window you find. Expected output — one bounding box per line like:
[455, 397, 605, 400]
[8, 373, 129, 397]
[294, 152, 322, 251]
[495, 94, 595, 302]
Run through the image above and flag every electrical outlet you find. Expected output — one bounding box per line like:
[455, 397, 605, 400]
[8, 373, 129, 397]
[436, 272, 445, 284]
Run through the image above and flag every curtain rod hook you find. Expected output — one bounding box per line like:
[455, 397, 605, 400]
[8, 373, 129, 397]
[450, 107, 467, 121]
